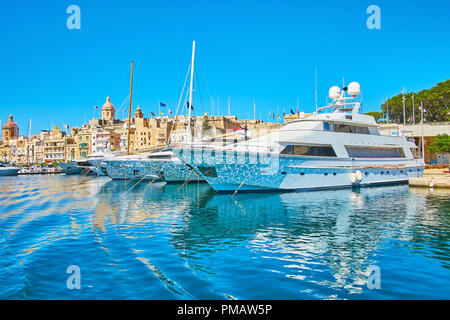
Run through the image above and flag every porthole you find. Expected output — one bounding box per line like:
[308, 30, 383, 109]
[333, 172, 337, 176]
[365, 172, 369, 176]
[381, 171, 384, 175]
[300, 172, 305, 176]
[324, 173, 328, 176]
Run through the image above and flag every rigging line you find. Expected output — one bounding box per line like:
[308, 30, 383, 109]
[117, 94, 130, 112]
[133, 163, 165, 205]
[196, 47, 213, 112]
[194, 64, 205, 115]
[231, 164, 259, 198]
[124, 166, 158, 194]
[177, 170, 195, 191]
[112, 63, 132, 99]
[168, 64, 191, 144]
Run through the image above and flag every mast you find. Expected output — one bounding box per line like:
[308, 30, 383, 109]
[187, 40, 196, 141]
[28, 119, 32, 166]
[127, 61, 134, 155]
[421, 101, 425, 162]
[314, 67, 318, 112]
[402, 87, 406, 126]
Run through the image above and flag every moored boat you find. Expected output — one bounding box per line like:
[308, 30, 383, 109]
[172, 82, 425, 193]
[59, 160, 96, 175]
[0, 163, 20, 176]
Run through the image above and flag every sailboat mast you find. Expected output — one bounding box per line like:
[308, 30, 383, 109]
[187, 41, 195, 141]
[28, 119, 32, 166]
[127, 61, 134, 155]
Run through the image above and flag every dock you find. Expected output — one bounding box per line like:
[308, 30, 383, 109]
[409, 169, 450, 189]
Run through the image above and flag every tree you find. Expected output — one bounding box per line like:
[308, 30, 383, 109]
[381, 80, 450, 123]
[427, 134, 450, 154]
[365, 111, 383, 122]
[202, 115, 212, 135]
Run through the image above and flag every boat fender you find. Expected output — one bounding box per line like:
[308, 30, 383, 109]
[355, 170, 363, 181]
[350, 172, 357, 183]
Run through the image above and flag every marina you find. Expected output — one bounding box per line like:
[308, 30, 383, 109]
[1, 1, 449, 303]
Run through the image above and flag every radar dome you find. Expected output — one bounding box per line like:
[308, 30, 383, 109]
[348, 82, 361, 97]
[329, 86, 341, 99]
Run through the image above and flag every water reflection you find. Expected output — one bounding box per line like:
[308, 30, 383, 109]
[0, 175, 449, 299]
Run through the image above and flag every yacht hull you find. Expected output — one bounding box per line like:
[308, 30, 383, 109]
[173, 148, 424, 193]
[141, 160, 204, 183]
[104, 160, 161, 181]
[0, 168, 20, 176]
[86, 159, 107, 176]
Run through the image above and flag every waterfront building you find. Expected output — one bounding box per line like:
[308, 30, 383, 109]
[75, 127, 92, 159]
[2, 115, 19, 141]
[42, 127, 67, 163]
[379, 122, 450, 164]
[101, 97, 116, 124]
[91, 130, 121, 153]
[65, 137, 77, 161]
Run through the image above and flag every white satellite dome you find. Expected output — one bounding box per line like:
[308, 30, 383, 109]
[329, 86, 341, 99]
[348, 82, 361, 97]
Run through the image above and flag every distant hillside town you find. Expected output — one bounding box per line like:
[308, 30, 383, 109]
[0, 97, 282, 165]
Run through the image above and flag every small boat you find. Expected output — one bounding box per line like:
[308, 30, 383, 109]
[142, 150, 204, 183]
[86, 151, 124, 176]
[0, 163, 20, 176]
[59, 160, 96, 175]
[103, 153, 161, 181]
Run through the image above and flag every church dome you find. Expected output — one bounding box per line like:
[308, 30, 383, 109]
[102, 97, 114, 111]
[3, 115, 18, 129]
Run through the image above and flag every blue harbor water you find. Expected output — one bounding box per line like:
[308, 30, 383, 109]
[0, 175, 449, 299]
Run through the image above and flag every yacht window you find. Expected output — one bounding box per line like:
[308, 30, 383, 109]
[346, 146, 405, 158]
[147, 155, 172, 160]
[337, 124, 352, 133]
[281, 145, 337, 157]
[354, 126, 370, 134]
[328, 123, 371, 134]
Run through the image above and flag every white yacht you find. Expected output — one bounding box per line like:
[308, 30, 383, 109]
[0, 163, 20, 176]
[172, 82, 425, 193]
[103, 149, 204, 182]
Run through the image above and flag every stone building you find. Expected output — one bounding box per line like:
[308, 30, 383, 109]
[75, 127, 92, 159]
[101, 97, 115, 124]
[42, 127, 67, 163]
[379, 123, 450, 164]
[2, 115, 19, 141]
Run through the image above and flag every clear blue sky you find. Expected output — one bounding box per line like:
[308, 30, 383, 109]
[1, 0, 449, 134]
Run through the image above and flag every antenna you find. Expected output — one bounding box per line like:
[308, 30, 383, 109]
[314, 67, 318, 112]
[228, 96, 230, 116]
[253, 98, 256, 121]
[402, 87, 406, 126]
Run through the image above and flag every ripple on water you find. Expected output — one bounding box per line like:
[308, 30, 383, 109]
[0, 175, 449, 299]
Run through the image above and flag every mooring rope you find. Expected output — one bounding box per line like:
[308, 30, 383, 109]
[231, 164, 258, 198]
